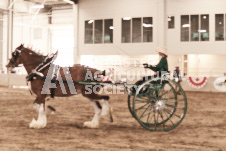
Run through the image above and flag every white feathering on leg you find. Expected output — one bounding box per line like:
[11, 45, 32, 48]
[100, 100, 113, 122]
[101, 100, 109, 117]
[29, 103, 47, 129]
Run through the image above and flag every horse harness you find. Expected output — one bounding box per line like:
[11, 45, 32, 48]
[26, 52, 59, 97]
[25, 52, 106, 98]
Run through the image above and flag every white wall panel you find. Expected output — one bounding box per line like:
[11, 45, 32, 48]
[52, 9, 74, 24]
[0, 0, 7, 10]
[12, 14, 49, 52]
[51, 9, 75, 66]
[167, 0, 226, 54]
[78, 0, 162, 55]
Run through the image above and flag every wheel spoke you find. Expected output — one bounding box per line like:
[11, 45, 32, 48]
[172, 113, 183, 119]
[165, 99, 177, 103]
[165, 104, 185, 110]
[166, 98, 184, 103]
[154, 110, 157, 130]
[163, 109, 175, 126]
[141, 106, 154, 119]
[158, 110, 166, 130]
[135, 99, 149, 103]
[135, 103, 150, 111]
[165, 108, 183, 119]
[147, 109, 155, 123]
[139, 104, 153, 119]
[159, 87, 173, 98]
[146, 110, 151, 123]
[162, 97, 176, 101]
[136, 97, 151, 102]
[156, 109, 160, 124]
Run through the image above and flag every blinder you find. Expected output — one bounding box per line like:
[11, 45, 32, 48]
[10, 49, 22, 67]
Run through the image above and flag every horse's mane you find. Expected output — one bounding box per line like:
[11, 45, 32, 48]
[22, 45, 46, 58]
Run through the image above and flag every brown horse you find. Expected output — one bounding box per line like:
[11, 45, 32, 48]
[6, 44, 113, 129]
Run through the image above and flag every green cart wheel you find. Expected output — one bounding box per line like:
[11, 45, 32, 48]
[132, 78, 187, 132]
[128, 95, 135, 117]
[130, 80, 177, 126]
[128, 82, 155, 118]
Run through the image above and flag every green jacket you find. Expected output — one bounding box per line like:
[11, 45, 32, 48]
[149, 57, 168, 73]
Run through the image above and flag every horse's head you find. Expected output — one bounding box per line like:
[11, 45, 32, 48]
[6, 44, 24, 70]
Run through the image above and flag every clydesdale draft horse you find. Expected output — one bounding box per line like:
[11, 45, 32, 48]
[6, 44, 113, 129]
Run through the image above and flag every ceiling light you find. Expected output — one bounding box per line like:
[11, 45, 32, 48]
[32, 5, 44, 9]
[168, 18, 171, 21]
[143, 23, 153, 27]
[63, 0, 74, 5]
[198, 30, 206, 33]
[123, 17, 131, 20]
[203, 16, 206, 19]
[88, 20, 94, 24]
[109, 26, 114, 29]
[182, 24, 190, 27]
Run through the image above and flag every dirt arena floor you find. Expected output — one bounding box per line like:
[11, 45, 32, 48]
[0, 86, 226, 151]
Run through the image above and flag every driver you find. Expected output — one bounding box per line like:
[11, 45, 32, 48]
[131, 46, 168, 92]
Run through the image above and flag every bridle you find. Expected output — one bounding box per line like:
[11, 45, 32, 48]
[9, 49, 22, 67]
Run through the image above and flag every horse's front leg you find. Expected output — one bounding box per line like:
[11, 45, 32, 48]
[29, 96, 47, 129]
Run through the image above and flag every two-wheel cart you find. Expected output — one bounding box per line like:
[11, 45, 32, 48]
[80, 74, 187, 132]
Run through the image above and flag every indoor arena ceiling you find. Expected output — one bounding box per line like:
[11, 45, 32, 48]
[24, 0, 78, 7]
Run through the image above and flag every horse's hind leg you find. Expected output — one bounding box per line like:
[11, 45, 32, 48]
[29, 95, 47, 129]
[100, 98, 113, 122]
[84, 100, 101, 128]
[83, 92, 113, 128]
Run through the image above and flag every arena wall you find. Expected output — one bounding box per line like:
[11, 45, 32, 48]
[78, 0, 161, 55]
[1, 74, 226, 93]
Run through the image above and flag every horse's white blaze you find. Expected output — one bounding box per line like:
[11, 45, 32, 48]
[84, 101, 101, 128]
[29, 103, 47, 129]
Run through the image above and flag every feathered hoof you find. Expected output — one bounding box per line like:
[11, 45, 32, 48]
[83, 121, 99, 128]
[29, 118, 46, 129]
[101, 107, 113, 122]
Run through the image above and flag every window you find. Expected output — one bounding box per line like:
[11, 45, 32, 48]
[215, 14, 224, 41]
[143, 17, 153, 42]
[132, 18, 141, 42]
[122, 17, 153, 43]
[191, 15, 199, 41]
[94, 20, 103, 43]
[122, 18, 131, 43]
[181, 15, 189, 41]
[181, 14, 209, 42]
[104, 19, 113, 43]
[85, 20, 93, 44]
[85, 19, 113, 44]
[168, 16, 174, 29]
[201, 15, 209, 41]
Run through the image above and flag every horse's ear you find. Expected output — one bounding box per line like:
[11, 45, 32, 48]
[54, 50, 58, 56]
[19, 43, 24, 50]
